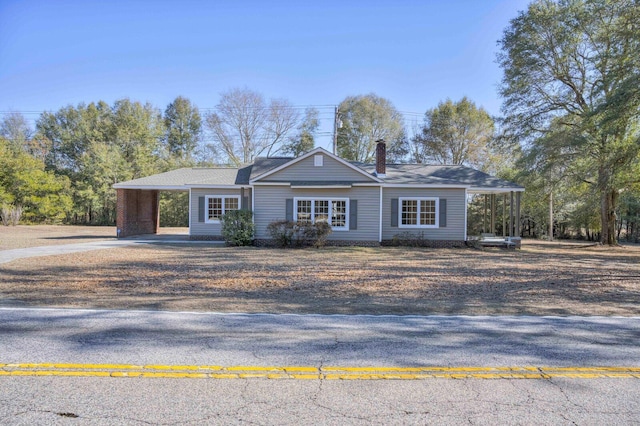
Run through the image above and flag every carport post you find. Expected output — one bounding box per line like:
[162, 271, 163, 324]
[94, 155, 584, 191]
[509, 191, 514, 237]
[516, 192, 521, 237]
[490, 194, 496, 234]
[502, 194, 507, 237]
[483, 195, 487, 233]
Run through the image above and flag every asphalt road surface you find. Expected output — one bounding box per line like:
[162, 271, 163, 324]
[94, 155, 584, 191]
[1, 307, 639, 424]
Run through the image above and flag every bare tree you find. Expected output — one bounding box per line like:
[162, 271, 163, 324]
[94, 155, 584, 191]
[205, 88, 300, 165]
[0, 111, 33, 151]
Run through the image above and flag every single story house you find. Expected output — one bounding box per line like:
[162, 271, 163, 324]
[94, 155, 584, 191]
[113, 141, 524, 246]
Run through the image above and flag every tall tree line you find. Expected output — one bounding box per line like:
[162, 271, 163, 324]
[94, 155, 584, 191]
[2, 32, 640, 245]
[498, 0, 640, 244]
[0, 91, 322, 226]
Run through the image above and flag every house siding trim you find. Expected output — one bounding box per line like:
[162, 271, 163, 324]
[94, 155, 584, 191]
[190, 188, 250, 237]
[250, 147, 381, 184]
[188, 185, 251, 189]
[382, 187, 466, 241]
[468, 187, 525, 193]
[464, 188, 468, 241]
[397, 197, 440, 229]
[293, 197, 350, 231]
[253, 185, 380, 242]
[203, 195, 241, 224]
[383, 184, 470, 189]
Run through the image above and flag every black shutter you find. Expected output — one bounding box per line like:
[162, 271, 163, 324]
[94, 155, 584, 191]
[349, 200, 357, 230]
[198, 197, 205, 222]
[286, 199, 294, 221]
[391, 198, 398, 227]
[242, 196, 249, 210]
[439, 198, 447, 227]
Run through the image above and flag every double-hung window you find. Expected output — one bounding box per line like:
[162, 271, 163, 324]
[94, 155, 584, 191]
[294, 198, 348, 231]
[205, 195, 240, 223]
[399, 197, 438, 228]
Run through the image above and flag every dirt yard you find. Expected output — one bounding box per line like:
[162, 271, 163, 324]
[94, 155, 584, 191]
[1, 226, 639, 315]
[0, 225, 117, 249]
[0, 225, 189, 250]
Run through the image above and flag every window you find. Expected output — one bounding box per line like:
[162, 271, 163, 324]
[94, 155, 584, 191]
[205, 195, 240, 223]
[399, 197, 438, 228]
[294, 198, 348, 230]
[314, 155, 323, 167]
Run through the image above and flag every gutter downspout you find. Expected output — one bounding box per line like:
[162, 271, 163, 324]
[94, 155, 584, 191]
[188, 188, 192, 237]
[464, 188, 468, 242]
[251, 185, 255, 236]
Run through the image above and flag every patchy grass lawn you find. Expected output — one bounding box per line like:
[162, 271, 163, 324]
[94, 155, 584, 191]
[1, 236, 639, 315]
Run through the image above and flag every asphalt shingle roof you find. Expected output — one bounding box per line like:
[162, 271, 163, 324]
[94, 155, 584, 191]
[249, 157, 292, 180]
[361, 164, 524, 189]
[114, 156, 523, 191]
[113, 167, 243, 188]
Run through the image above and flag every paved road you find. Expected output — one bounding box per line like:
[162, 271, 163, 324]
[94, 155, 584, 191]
[1, 308, 640, 367]
[1, 308, 639, 424]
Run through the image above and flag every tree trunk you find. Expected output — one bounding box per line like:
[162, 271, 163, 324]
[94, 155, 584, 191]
[598, 165, 618, 246]
[600, 189, 618, 245]
[549, 191, 553, 241]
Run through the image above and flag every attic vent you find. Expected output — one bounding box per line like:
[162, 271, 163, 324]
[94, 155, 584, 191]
[314, 155, 323, 167]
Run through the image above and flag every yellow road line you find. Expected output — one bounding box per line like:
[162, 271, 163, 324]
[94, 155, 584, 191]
[1, 363, 639, 380]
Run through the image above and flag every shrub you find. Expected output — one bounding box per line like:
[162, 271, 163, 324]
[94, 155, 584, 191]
[388, 231, 429, 247]
[266, 220, 333, 248]
[266, 220, 296, 247]
[304, 221, 332, 248]
[1, 205, 22, 226]
[220, 209, 254, 246]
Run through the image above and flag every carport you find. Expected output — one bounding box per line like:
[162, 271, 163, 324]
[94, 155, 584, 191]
[113, 172, 192, 238]
[115, 189, 162, 238]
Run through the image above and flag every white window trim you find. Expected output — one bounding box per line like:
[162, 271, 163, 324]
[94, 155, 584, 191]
[293, 197, 350, 231]
[398, 197, 439, 229]
[204, 195, 241, 224]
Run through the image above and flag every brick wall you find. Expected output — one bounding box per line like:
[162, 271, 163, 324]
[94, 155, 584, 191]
[116, 189, 159, 238]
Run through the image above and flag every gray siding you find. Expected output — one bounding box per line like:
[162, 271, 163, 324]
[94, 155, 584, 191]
[254, 186, 380, 242]
[261, 154, 374, 182]
[190, 188, 252, 237]
[382, 187, 466, 241]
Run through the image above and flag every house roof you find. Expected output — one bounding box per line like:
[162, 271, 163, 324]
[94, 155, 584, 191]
[249, 157, 291, 181]
[113, 153, 523, 192]
[356, 163, 524, 191]
[112, 167, 246, 189]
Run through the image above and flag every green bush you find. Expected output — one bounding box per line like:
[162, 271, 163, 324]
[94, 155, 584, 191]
[220, 209, 254, 246]
[266, 220, 332, 248]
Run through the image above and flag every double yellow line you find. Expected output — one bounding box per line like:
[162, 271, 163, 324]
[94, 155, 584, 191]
[2, 363, 640, 380]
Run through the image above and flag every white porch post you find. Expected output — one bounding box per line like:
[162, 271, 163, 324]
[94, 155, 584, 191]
[516, 192, 521, 237]
[502, 194, 507, 237]
[509, 191, 514, 237]
[490, 194, 496, 234]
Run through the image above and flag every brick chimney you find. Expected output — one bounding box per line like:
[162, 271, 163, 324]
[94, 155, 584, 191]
[375, 139, 386, 177]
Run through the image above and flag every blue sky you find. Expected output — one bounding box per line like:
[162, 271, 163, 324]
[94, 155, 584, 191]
[0, 0, 529, 149]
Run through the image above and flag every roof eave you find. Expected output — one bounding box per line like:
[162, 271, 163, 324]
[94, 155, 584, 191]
[468, 187, 525, 193]
[112, 184, 188, 190]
